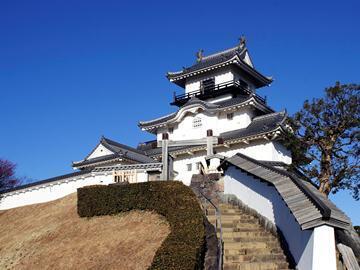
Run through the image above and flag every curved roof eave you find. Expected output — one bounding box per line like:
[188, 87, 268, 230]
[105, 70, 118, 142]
[167, 56, 273, 88]
[139, 97, 268, 133]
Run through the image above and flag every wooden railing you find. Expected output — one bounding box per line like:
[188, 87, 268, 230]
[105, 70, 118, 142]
[172, 80, 266, 105]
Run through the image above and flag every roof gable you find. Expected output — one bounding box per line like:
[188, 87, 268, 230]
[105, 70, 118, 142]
[86, 142, 115, 160]
[73, 137, 155, 169]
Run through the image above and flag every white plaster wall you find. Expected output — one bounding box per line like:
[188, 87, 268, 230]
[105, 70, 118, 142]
[87, 144, 113, 159]
[0, 173, 114, 210]
[136, 171, 148, 183]
[243, 51, 253, 67]
[185, 80, 201, 93]
[214, 69, 234, 85]
[173, 153, 204, 186]
[161, 108, 254, 142]
[184, 67, 234, 93]
[218, 140, 292, 165]
[156, 127, 167, 142]
[272, 141, 292, 164]
[223, 167, 337, 270]
[312, 225, 336, 270]
[0, 168, 159, 211]
[172, 140, 292, 186]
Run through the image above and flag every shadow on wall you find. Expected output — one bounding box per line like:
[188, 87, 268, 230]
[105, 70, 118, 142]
[224, 167, 313, 268]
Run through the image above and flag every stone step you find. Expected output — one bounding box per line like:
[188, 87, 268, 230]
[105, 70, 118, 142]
[216, 221, 260, 229]
[217, 226, 265, 233]
[224, 261, 289, 270]
[222, 236, 279, 243]
[221, 221, 262, 229]
[225, 253, 287, 263]
[224, 247, 284, 256]
[222, 231, 272, 238]
[207, 215, 257, 222]
[224, 240, 279, 250]
[200, 201, 291, 270]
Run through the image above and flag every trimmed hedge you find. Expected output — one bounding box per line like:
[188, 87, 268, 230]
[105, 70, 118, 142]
[77, 181, 206, 270]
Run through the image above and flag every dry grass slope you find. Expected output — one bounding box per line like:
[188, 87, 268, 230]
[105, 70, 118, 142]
[0, 193, 170, 270]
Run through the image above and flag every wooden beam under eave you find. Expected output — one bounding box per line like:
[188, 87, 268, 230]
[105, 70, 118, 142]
[271, 132, 280, 140]
[243, 140, 250, 145]
[224, 143, 231, 148]
[187, 151, 194, 156]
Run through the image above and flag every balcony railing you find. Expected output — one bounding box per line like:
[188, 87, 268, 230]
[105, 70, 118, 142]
[171, 80, 266, 106]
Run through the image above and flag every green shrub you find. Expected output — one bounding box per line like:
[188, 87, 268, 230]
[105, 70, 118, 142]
[77, 181, 206, 270]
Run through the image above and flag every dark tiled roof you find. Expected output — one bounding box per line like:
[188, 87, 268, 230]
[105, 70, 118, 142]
[73, 137, 155, 168]
[220, 152, 351, 230]
[101, 137, 154, 163]
[139, 95, 273, 129]
[73, 153, 121, 167]
[167, 46, 245, 78]
[181, 97, 220, 109]
[139, 112, 177, 129]
[221, 111, 286, 141]
[166, 45, 272, 87]
[144, 145, 195, 157]
[0, 170, 91, 195]
[183, 46, 245, 74]
[137, 140, 158, 152]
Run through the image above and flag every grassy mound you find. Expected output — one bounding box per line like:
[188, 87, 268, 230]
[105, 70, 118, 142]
[0, 193, 169, 270]
[77, 181, 206, 270]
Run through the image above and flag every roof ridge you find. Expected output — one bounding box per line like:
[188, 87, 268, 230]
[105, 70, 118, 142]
[73, 153, 120, 165]
[252, 110, 286, 121]
[102, 137, 147, 155]
[201, 46, 242, 61]
[139, 111, 177, 125]
[181, 97, 220, 108]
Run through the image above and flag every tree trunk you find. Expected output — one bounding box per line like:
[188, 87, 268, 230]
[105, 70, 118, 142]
[318, 151, 332, 196]
[319, 180, 331, 196]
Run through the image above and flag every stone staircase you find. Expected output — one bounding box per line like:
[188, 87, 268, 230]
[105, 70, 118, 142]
[207, 203, 293, 270]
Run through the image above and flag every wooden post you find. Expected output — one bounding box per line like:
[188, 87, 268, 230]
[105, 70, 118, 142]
[161, 133, 169, 180]
[206, 129, 214, 156]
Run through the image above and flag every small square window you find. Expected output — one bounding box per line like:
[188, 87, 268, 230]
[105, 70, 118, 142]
[227, 113, 234, 120]
[187, 164, 192, 171]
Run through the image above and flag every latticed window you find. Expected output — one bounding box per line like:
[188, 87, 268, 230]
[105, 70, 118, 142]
[193, 117, 202, 128]
[113, 170, 137, 183]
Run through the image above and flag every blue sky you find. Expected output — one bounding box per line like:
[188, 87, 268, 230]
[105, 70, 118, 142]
[0, 0, 359, 223]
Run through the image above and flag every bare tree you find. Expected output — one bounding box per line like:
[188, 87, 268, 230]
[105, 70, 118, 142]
[0, 159, 21, 191]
